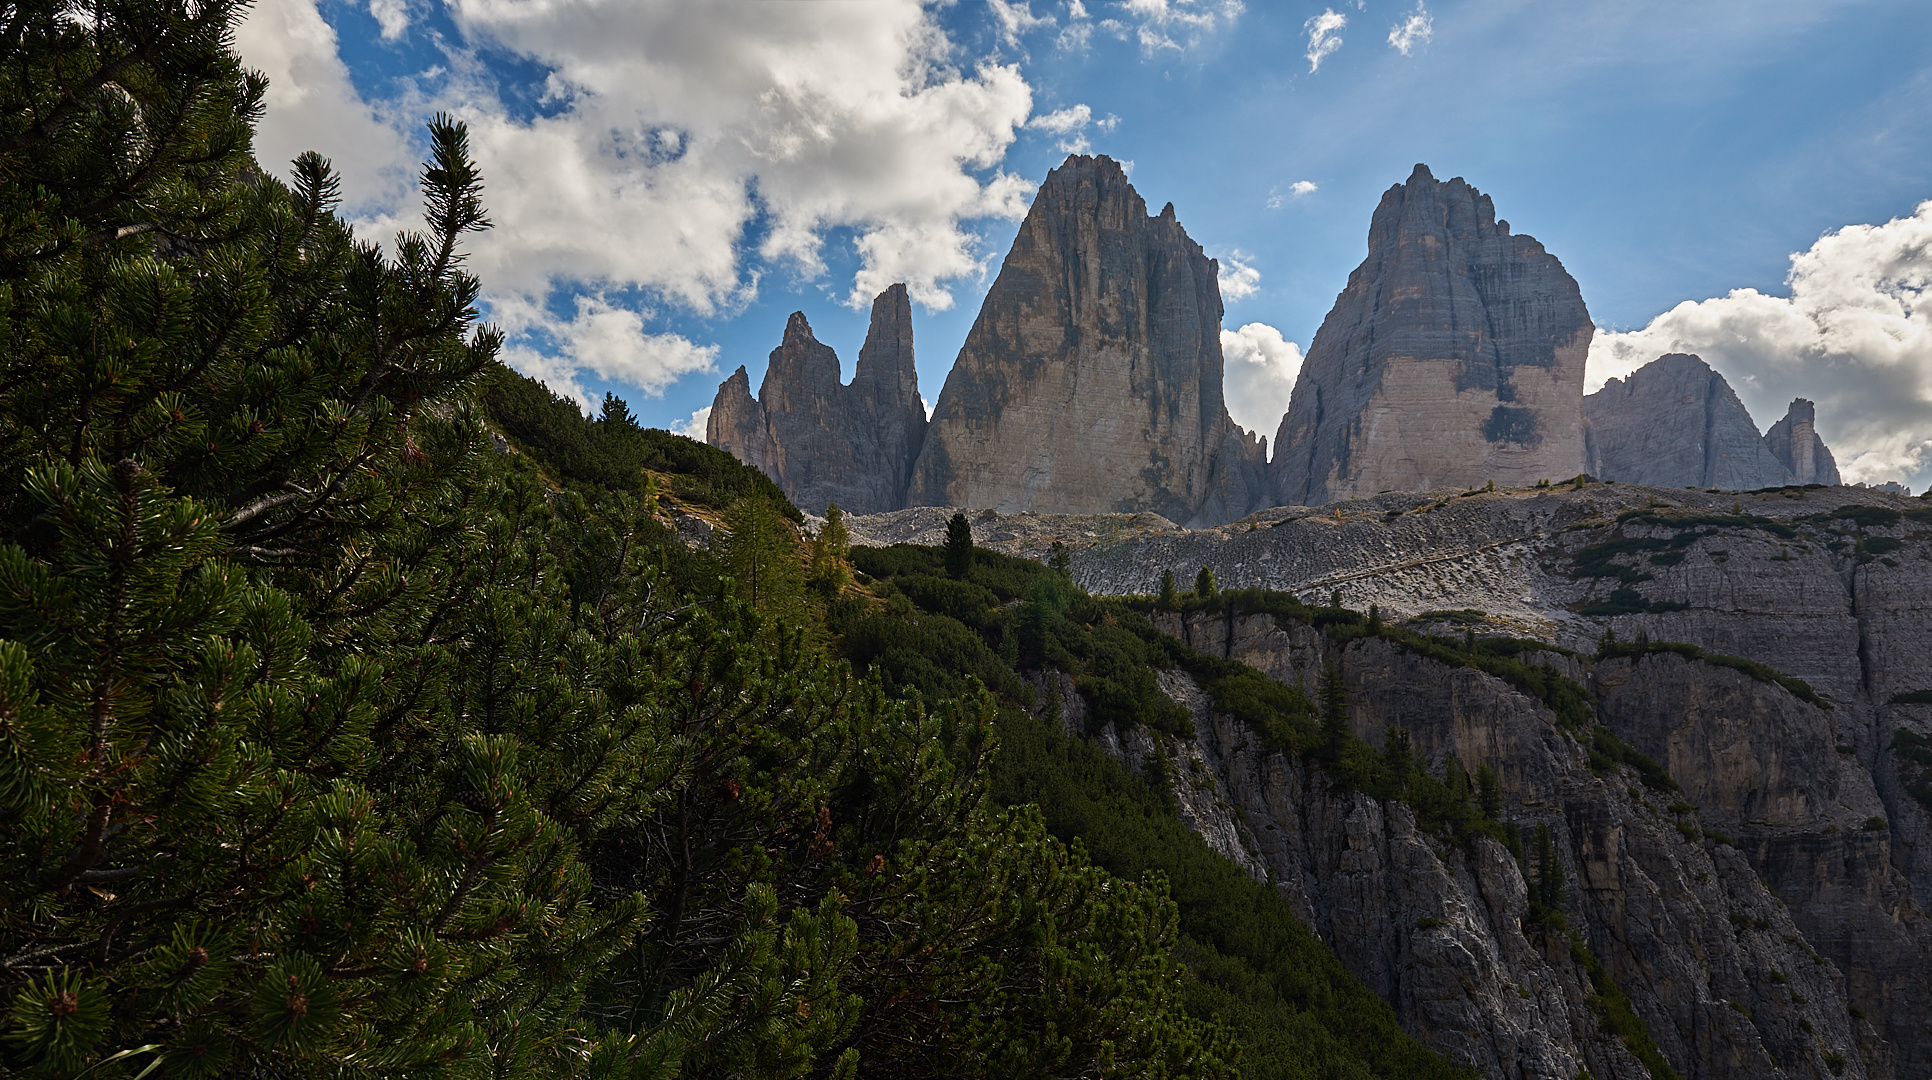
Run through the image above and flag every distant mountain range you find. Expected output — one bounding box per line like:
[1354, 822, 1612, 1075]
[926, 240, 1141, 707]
[708, 156, 1847, 520]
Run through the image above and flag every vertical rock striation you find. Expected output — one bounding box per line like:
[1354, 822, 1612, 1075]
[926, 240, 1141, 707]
[1272, 164, 1592, 505]
[706, 285, 927, 514]
[1765, 398, 1842, 486]
[1584, 353, 1793, 489]
[906, 154, 1267, 527]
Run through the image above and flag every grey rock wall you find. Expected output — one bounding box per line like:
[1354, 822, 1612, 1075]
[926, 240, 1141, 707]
[1766, 399, 1843, 487]
[1272, 164, 1592, 505]
[906, 154, 1268, 526]
[1086, 617, 1883, 1079]
[706, 285, 927, 514]
[1584, 353, 1794, 490]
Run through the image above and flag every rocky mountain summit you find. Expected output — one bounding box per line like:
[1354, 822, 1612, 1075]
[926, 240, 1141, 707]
[1271, 164, 1593, 505]
[706, 284, 927, 514]
[907, 154, 1267, 525]
[1584, 353, 1796, 489]
[1766, 398, 1843, 486]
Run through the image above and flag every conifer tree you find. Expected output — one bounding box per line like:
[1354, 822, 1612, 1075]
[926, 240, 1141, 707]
[1319, 661, 1351, 765]
[1158, 567, 1180, 611]
[944, 510, 974, 578]
[1048, 539, 1071, 577]
[1478, 762, 1504, 820]
[1194, 565, 1217, 602]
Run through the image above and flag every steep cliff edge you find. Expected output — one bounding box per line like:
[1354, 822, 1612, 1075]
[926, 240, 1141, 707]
[906, 154, 1267, 526]
[1271, 165, 1592, 505]
[706, 285, 927, 514]
[1086, 616, 1884, 1079]
[1765, 400, 1843, 487]
[1584, 354, 1795, 490]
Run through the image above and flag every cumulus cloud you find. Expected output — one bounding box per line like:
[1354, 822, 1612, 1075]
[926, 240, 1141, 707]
[235, 0, 415, 212]
[1029, 103, 1095, 152]
[1122, 0, 1244, 54]
[496, 293, 719, 408]
[1304, 9, 1346, 72]
[1217, 252, 1261, 301]
[1221, 323, 1304, 447]
[1589, 200, 1932, 488]
[1058, 0, 1093, 50]
[1388, 2, 1433, 55]
[242, 0, 1041, 404]
[1267, 179, 1317, 208]
[669, 405, 712, 440]
[989, 0, 1055, 47]
[368, 0, 412, 41]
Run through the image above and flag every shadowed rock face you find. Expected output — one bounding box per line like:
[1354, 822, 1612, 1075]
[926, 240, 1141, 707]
[1585, 353, 1793, 490]
[906, 154, 1267, 527]
[1272, 164, 1592, 505]
[706, 285, 927, 514]
[1765, 398, 1842, 486]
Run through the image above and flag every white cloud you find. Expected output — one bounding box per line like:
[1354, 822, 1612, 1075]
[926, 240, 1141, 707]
[989, 0, 1055, 47]
[1221, 323, 1304, 448]
[1267, 179, 1317, 208]
[1029, 103, 1095, 152]
[669, 405, 711, 440]
[1217, 252, 1261, 301]
[1589, 200, 1932, 489]
[235, 0, 415, 212]
[496, 293, 719, 408]
[368, 0, 412, 41]
[241, 0, 1043, 404]
[1388, 2, 1433, 55]
[1304, 9, 1346, 72]
[1121, 0, 1244, 54]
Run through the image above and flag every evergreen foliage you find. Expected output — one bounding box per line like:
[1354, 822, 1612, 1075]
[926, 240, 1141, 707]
[943, 511, 974, 578]
[1194, 565, 1218, 602]
[0, 6, 1232, 1075]
[1158, 568, 1180, 611]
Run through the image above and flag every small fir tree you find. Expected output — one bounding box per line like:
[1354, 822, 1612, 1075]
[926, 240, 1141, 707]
[1048, 540, 1071, 577]
[944, 511, 974, 578]
[1194, 565, 1218, 602]
[1478, 762, 1504, 820]
[1158, 568, 1180, 611]
[1319, 661, 1351, 765]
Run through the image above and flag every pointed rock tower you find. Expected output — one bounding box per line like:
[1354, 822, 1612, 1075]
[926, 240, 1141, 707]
[1271, 165, 1591, 505]
[1583, 353, 1792, 490]
[705, 284, 928, 514]
[1763, 398, 1841, 486]
[907, 155, 1266, 526]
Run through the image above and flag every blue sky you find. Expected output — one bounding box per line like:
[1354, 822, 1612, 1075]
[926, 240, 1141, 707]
[238, 0, 1932, 489]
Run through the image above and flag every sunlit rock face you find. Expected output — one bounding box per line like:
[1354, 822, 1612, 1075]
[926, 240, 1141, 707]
[1272, 164, 1592, 505]
[906, 154, 1267, 527]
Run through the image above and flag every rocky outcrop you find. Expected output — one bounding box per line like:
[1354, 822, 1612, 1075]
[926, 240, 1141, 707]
[1584, 353, 1793, 490]
[906, 154, 1267, 527]
[1765, 399, 1842, 486]
[1083, 617, 1883, 1079]
[1272, 164, 1592, 505]
[706, 285, 927, 514]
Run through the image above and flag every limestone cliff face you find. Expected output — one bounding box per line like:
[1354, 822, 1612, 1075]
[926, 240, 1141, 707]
[1584, 353, 1793, 490]
[705, 285, 927, 514]
[1765, 399, 1843, 486]
[906, 155, 1267, 527]
[1272, 164, 1592, 505]
[1098, 619, 1881, 1080]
